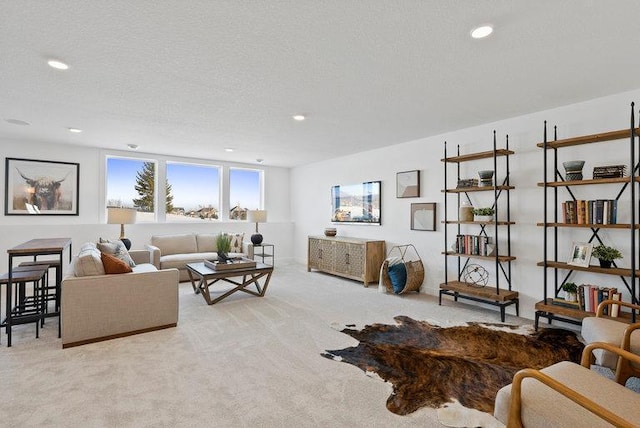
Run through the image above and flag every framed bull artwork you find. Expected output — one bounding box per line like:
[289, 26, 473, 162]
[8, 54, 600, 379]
[5, 157, 79, 215]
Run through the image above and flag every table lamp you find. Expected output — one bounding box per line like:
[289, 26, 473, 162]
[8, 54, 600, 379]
[247, 210, 267, 245]
[107, 207, 137, 250]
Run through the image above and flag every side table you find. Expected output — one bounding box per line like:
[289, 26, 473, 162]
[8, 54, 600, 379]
[252, 243, 274, 266]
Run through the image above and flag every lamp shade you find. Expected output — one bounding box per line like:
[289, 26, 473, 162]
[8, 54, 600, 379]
[247, 210, 267, 223]
[107, 207, 137, 224]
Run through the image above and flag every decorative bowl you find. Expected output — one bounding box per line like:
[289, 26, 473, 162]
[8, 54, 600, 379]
[477, 170, 494, 180]
[565, 172, 583, 181]
[324, 228, 337, 237]
[562, 160, 585, 173]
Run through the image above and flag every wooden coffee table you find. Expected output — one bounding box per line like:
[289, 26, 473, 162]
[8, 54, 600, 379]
[186, 261, 274, 305]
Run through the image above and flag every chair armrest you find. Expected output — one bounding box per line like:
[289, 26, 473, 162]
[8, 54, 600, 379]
[622, 322, 640, 350]
[580, 341, 640, 367]
[145, 244, 161, 268]
[596, 299, 640, 317]
[507, 367, 636, 428]
[129, 249, 152, 265]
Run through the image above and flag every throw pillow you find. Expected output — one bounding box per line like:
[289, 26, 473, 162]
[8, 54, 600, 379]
[74, 242, 106, 277]
[97, 240, 136, 267]
[101, 252, 133, 274]
[388, 262, 407, 294]
[224, 233, 245, 253]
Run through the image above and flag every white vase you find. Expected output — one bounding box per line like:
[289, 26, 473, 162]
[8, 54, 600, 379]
[474, 215, 494, 222]
[565, 292, 577, 302]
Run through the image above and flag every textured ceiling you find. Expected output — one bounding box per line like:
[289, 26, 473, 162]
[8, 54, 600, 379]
[2, 1, 640, 167]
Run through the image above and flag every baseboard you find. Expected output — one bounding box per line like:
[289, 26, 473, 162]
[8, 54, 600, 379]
[62, 323, 178, 349]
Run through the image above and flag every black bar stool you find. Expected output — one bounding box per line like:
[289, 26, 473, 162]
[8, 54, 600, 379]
[19, 259, 62, 313]
[0, 268, 47, 346]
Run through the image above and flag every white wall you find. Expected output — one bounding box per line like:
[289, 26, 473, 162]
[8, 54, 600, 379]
[0, 140, 293, 271]
[291, 88, 640, 321]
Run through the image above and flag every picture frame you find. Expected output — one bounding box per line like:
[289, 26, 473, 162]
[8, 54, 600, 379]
[567, 242, 593, 267]
[5, 157, 80, 215]
[396, 170, 420, 198]
[411, 202, 436, 231]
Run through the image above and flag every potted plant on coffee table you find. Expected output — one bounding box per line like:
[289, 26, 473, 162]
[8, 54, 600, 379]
[472, 207, 495, 222]
[216, 234, 232, 263]
[561, 282, 578, 302]
[591, 244, 622, 268]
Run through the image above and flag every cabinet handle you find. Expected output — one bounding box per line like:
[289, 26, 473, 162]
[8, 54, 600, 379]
[345, 253, 350, 265]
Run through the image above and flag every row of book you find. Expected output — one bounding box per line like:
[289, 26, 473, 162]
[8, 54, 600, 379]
[456, 178, 479, 188]
[454, 235, 492, 256]
[552, 285, 622, 316]
[593, 164, 626, 179]
[561, 199, 617, 225]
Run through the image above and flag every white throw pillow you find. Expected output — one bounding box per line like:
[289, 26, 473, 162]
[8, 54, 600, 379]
[74, 242, 106, 277]
[97, 240, 136, 267]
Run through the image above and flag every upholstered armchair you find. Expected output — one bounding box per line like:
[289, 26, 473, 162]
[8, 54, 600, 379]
[581, 299, 640, 384]
[494, 342, 640, 427]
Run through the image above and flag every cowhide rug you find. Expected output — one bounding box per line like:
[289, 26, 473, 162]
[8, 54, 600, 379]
[322, 316, 584, 417]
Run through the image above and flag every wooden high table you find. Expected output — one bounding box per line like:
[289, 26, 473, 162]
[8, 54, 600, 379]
[5, 238, 72, 346]
[187, 261, 273, 305]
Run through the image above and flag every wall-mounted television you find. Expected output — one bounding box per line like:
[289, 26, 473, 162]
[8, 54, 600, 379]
[331, 181, 381, 225]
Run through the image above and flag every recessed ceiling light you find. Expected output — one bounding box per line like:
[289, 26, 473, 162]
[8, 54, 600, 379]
[68, 127, 82, 133]
[48, 59, 69, 70]
[471, 25, 493, 39]
[127, 144, 139, 150]
[6, 119, 30, 126]
[225, 148, 234, 152]
[292, 115, 305, 121]
[256, 158, 264, 164]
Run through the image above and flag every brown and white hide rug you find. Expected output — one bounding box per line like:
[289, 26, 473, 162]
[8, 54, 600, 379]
[322, 316, 583, 421]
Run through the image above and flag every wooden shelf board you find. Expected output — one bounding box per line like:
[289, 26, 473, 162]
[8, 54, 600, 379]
[440, 281, 518, 302]
[441, 149, 514, 163]
[537, 177, 639, 187]
[536, 128, 640, 148]
[444, 252, 516, 262]
[537, 260, 640, 277]
[444, 220, 515, 225]
[535, 299, 635, 323]
[444, 185, 514, 193]
[536, 222, 639, 229]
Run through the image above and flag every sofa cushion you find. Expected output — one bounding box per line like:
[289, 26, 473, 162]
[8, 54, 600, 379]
[132, 263, 159, 273]
[160, 252, 218, 270]
[101, 252, 133, 274]
[97, 241, 136, 267]
[224, 233, 244, 253]
[74, 242, 106, 277]
[152, 233, 197, 256]
[196, 234, 218, 252]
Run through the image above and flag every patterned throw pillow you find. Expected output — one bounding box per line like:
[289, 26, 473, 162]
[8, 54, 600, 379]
[101, 252, 133, 274]
[224, 233, 245, 253]
[97, 240, 136, 267]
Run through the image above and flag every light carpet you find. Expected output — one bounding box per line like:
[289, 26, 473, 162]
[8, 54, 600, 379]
[0, 262, 537, 427]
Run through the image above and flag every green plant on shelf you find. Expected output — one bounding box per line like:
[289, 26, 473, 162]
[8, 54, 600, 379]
[471, 207, 495, 216]
[591, 244, 622, 262]
[561, 282, 577, 293]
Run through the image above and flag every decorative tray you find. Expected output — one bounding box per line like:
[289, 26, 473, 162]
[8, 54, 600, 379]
[204, 258, 257, 271]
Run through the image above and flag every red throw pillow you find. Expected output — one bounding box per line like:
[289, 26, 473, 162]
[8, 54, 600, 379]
[101, 252, 133, 274]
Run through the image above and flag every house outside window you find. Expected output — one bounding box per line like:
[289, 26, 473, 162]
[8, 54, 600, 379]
[166, 162, 220, 222]
[229, 168, 262, 220]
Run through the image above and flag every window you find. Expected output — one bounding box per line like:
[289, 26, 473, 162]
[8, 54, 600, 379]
[166, 162, 220, 222]
[106, 157, 157, 222]
[229, 168, 261, 220]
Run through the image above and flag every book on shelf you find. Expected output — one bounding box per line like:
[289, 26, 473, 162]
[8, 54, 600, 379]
[577, 284, 618, 313]
[551, 297, 580, 309]
[561, 199, 617, 225]
[611, 292, 622, 318]
[593, 164, 626, 179]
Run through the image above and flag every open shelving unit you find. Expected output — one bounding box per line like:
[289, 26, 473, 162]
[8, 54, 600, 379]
[535, 103, 640, 329]
[440, 131, 519, 322]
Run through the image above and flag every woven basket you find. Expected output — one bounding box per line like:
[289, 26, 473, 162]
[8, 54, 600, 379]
[382, 244, 425, 294]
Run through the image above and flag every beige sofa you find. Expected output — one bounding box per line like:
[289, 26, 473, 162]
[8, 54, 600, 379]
[61, 248, 179, 348]
[146, 233, 252, 282]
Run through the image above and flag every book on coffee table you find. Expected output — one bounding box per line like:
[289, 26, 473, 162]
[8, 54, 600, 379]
[204, 258, 257, 271]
